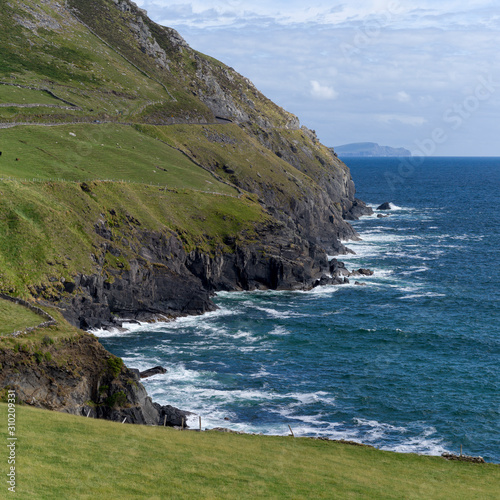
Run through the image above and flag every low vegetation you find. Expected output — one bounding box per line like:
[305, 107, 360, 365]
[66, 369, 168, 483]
[1, 403, 498, 499]
[0, 298, 44, 335]
[0, 307, 83, 349]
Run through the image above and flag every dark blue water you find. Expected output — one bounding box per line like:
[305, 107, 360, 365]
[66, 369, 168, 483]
[97, 157, 500, 462]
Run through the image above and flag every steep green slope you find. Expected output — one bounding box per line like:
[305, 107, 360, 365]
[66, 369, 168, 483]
[0, 178, 266, 296]
[0, 298, 44, 335]
[0, 123, 237, 193]
[0, 0, 369, 327]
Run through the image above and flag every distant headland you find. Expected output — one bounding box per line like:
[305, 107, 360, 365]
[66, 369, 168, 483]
[333, 142, 412, 157]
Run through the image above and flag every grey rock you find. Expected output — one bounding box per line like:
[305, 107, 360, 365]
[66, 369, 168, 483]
[345, 199, 374, 220]
[377, 202, 392, 210]
[441, 452, 485, 464]
[350, 268, 374, 277]
[140, 366, 167, 379]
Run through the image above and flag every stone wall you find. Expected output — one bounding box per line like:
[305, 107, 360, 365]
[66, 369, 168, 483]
[0, 294, 57, 337]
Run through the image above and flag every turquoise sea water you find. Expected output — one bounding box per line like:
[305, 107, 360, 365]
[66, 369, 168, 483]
[96, 157, 500, 462]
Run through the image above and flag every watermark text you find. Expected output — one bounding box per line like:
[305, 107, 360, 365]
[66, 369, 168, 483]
[6, 390, 16, 494]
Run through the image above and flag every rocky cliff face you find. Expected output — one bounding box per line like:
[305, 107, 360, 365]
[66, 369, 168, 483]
[55, 219, 347, 330]
[0, 333, 188, 426]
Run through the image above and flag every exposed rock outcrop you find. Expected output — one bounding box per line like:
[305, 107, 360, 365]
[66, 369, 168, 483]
[441, 452, 485, 464]
[140, 366, 167, 378]
[377, 202, 392, 210]
[48, 209, 362, 329]
[0, 334, 188, 426]
[345, 199, 374, 220]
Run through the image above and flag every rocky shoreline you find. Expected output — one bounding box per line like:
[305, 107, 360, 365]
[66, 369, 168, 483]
[0, 195, 373, 430]
[51, 201, 372, 331]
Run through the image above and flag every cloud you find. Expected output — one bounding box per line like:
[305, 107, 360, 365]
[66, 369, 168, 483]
[396, 91, 411, 103]
[133, 1, 500, 154]
[135, 1, 500, 30]
[310, 81, 339, 100]
[378, 114, 427, 126]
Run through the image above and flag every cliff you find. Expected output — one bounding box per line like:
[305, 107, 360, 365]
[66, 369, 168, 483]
[0, 328, 187, 425]
[0, 0, 372, 422]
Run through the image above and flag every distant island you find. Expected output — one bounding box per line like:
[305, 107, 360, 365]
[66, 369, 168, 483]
[333, 142, 411, 157]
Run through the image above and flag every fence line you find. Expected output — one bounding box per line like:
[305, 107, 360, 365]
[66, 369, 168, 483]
[0, 177, 240, 198]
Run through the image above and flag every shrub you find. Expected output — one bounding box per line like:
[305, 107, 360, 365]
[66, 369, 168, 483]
[105, 391, 127, 408]
[33, 351, 44, 363]
[107, 356, 123, 378]
[42, 335, 55, 346]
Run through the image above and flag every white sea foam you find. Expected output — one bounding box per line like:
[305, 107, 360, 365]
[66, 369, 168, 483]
[91, 321, 151, 338]
[140, 365, 452, 455]
[268, 326, 290, 336]
[354, 417, 405, 429]
[253, 305, 306, 318]
[91, 305, 239, 338]
[388, 203, 403, 210]
[287, 391, 336, 406]
[305, 285, 341, 296]
[400, 266, 430, 276]
[274, 407, 328, 427]
[352, 418, 448, 456]
[250, 367, 272, 378]
[399, 292, 446, 300]
[173, 306, 238, 325]
[231, 330, 258, 342]
[385, 434, 448, 456]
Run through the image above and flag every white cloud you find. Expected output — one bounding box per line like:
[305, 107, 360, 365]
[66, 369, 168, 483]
[378, 114, 427, 126]
[310, 81, 339, 100]
[397, 91, 411, 102]
[135, 1, 500, 30]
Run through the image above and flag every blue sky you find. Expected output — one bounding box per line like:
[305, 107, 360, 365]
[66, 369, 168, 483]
[135, 1, 500, 155]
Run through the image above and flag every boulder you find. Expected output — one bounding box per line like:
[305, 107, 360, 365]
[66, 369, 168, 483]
[140, 366, 167, 378]
[377, 202, 392, 210]
[350, 268, 374, 277]
[154, 403, 191, 427]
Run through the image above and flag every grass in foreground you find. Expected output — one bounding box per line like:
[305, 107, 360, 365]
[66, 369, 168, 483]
[0, 298, 44, 335]
[0, 404, 498, 499]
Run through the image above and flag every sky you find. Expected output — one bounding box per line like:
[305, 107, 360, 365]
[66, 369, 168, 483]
[134, 1, 500, 156]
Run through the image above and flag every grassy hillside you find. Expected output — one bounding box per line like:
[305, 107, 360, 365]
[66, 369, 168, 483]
[0, 123, 237, 193]
[0, 0, 348, 301]
[0, 177, 267, 296]
[0, 298, 44, 335]
[0, 403, 498, 499]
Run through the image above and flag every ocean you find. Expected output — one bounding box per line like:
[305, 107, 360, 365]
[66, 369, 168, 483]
[95, 157, 500, 463]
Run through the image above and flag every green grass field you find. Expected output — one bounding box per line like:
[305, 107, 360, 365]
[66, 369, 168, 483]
[0, 124, 238, 194]
[0, 86, 65, 106]
[0, 404, 498, 499]
[0, 298, 44, 335]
